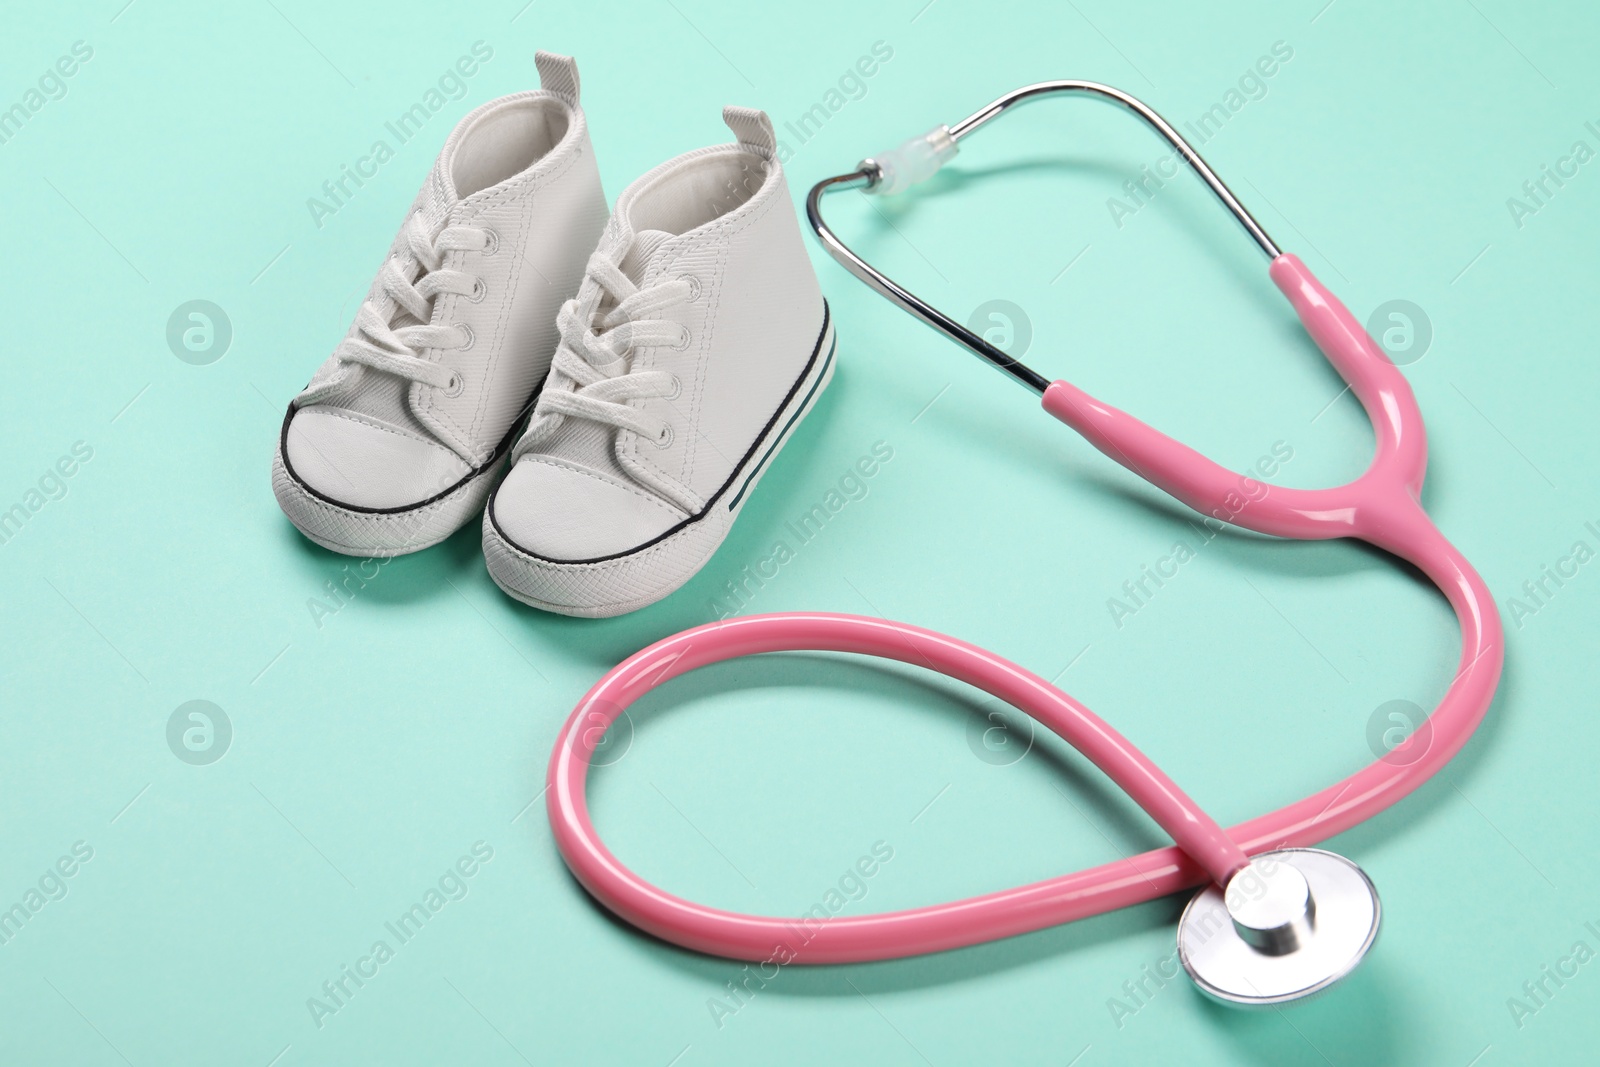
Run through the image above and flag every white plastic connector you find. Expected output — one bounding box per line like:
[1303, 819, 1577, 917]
[863, 125, 958, 195]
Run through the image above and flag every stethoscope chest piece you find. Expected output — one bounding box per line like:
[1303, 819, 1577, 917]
[1177, 849, 1381, 1007]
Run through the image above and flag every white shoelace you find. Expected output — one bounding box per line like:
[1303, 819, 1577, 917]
[520, 247, 691, 448]
[334, 212, 489, 391]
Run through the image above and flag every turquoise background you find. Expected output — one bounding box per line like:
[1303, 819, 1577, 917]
[2, 0, 1596, 1063]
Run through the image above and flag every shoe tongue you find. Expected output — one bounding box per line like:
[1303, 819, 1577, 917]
[618, 228, 674, 285]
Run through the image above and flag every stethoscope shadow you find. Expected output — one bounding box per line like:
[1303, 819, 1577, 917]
[573, 855, 1401, 1065]
[1188, 965, 1403, 1065]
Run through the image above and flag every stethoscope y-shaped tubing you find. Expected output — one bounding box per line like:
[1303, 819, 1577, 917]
[545, 84, 1504, 963]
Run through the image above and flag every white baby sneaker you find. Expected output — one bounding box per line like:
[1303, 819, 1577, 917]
[273, 52, 608, 557]
[483, 107, 835, 616]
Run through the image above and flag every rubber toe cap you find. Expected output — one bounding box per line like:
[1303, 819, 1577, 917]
[490, 456, 687, 561]
[284, 406, 471, 510]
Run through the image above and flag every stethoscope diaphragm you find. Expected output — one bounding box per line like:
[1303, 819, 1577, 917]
[1178, 848, 1381, 1007]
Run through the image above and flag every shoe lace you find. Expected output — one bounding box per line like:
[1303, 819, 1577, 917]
[520, 249, 690, 449]
[334, 212, 489, 390]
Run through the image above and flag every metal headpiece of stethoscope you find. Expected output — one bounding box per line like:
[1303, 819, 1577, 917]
[805, 82, 1378, 1006]
[806, 80, 1281, 397]
[546, 81, 1502, 1014]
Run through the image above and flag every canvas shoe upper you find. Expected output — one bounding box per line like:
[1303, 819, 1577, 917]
[483, 107, 835, 616]
[272, 52, 608, 556]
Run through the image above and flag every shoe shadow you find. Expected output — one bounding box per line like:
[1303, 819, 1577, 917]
[504, 361, 852, 672]
[276, 509, 488, 610]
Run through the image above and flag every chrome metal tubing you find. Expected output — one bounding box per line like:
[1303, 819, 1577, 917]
[946, 80, 1279, 258]
[805, 171, 1052, 395]
[805, 81, 1281, 396]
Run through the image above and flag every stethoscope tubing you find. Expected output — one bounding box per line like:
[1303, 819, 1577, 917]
[544, 83, 1504, 965]
[544, 256, 1501, 964]
[550, 611, 1251, 960]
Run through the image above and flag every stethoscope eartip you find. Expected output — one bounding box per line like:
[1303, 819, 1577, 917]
[1177, 848, 1380, 1007]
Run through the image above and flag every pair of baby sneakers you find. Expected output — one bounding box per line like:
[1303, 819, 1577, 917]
[272, 53, 834, 617]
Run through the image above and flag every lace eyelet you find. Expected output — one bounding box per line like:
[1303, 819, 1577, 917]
[468, 277, 487, 303]
[671, 325, 692, 351]
[481, 229, 501, 256]
[456, 324, 476, 350]
[443, 372, 464, 397]
[681, 275, 702, 301]
[654, 424, 674, 448]
[665, 374, 682, 400]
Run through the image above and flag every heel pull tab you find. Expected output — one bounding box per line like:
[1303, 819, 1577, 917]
[535, 52, 580, 104]
[723, 106, 775, 160]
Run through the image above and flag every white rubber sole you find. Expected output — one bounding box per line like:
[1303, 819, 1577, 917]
[482, 315, 837, 617]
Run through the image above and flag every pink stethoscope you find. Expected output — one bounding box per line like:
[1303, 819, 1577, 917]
[545, 83, 1504, 1006]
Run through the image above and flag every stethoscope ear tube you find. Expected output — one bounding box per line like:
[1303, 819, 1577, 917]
[544, 81, 1504, 1004]
[805, 79, 1281, 397]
